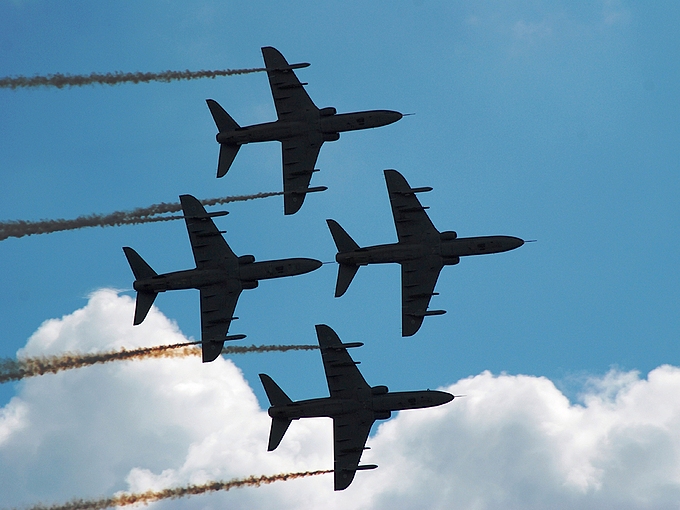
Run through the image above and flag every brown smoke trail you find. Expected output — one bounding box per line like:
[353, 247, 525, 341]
[0, 191, 284, 241]
[0, 343, 318, 384]
[0, 67, 266, 90]
[14, 470, 333, 510]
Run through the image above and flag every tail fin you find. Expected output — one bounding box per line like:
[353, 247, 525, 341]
[326, 219, 360, 252]
[259, 374, 293, 406]
[216, 144, 240, 178]
[206, 99, 240, 131]
[123, 247, 159, 325]
[326, 220, 361, 297]
[259, 374, 293, 451]
[206, 99, 241, 178]
[133, 292, 157, 326]
[335, 263, 359, 298]
[123, 247, 157, 280]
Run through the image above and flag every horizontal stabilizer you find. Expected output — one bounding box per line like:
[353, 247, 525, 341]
[216, 143, 240, 178]
[267, 417, 292, 451]
[335, 263, 359, 298]
[133, 291, 157, 326]
[259, 374, 293, 406]
[123, 247, 157, 280]
[206, 99, 240, 132]
[326, 219, 360, 253]
[202, 339, 225, 363]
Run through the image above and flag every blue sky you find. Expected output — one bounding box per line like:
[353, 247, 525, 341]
[0, 1, 679, 507]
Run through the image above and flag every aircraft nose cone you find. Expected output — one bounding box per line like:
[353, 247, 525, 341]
[304, 259, 323, 272]
[511, 237, 525, 249]
[442, 392, 455, 404]
[389, 111, 403, 123]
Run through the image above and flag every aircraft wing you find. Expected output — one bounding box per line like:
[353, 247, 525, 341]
[315, 324, 370, 399]
[282, 135, 324, 215]
[262, 46, 318, 122]
[384, 169, 439, 244]
[199, 283, 242, 362]
[333, 409, 375, 490]
[401, 256, 444, 336]
[180, 195, 239, 271]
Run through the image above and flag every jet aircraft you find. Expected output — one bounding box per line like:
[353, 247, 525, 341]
[206, 46, 403, 215]
[123, 194, 322, 362]
[260, 324, 454, 490]
[327, 169, 525, 336]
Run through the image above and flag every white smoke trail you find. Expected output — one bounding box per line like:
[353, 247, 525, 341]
[0, 191, 284, 241]
[0, 67, 266, 90]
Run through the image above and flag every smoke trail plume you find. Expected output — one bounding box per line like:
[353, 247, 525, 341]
[0, 191, 284, 241]
[0, 67, 266, 90]
[0, 343, 318, 384]
[13, 470, 333, 510]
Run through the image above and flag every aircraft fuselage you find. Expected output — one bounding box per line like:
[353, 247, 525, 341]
[268, 389, 454, 421]
[132, 258, 321, 293]
[336, 235, 524, 266]
[216, 110, 402, 145]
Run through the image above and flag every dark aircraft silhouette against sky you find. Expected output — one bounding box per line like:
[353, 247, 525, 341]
[123, 194, 321, 362]
[206, 46, 403, 214]
[328, 170, 525, 336]
[260, 324, 454, 490]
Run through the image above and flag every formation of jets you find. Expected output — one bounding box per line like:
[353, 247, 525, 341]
[122, 47, 526, 490]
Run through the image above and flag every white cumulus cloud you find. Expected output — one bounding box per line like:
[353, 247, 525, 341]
[2, 290, 680, 510]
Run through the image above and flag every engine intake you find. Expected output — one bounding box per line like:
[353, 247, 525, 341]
[319, 107, 337, 116]
[371, 385, 389, 395]
[440, 231, 457, 240]
[238, 255, 255, 264]
[323, 132, 340, 141]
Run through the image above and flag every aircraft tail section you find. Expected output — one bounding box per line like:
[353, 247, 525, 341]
[206, 99, 240, 131]
[266, 417, 292, 451]
[123, 247, 159, 325]
[259, 373, 293, 406]
[259, 374, 294, 451]
[326, 220, 361, 297]
[123, 247, 157, 280]
[206, 99, 241, 178]
[216, 144, 240, 178]
[334, 263, 359, 298]
[133, 291, 157, 326]
[326, 219, 360, 252]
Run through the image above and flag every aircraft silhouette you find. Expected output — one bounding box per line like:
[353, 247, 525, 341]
[260, 324, 454, 490]
[328, 170, 525, 336]
[123, 194, 321, 362]
[207, 46, 402, 214]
